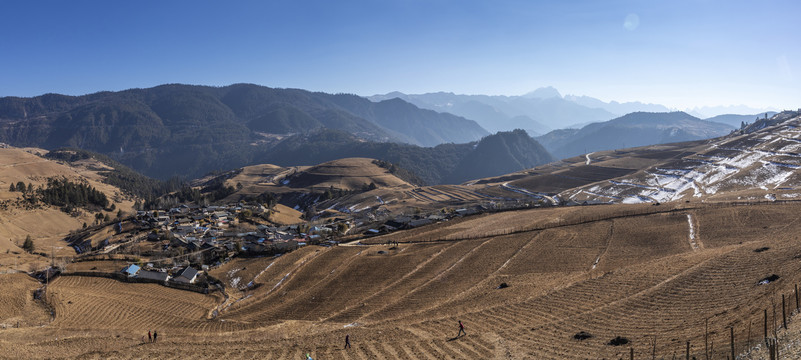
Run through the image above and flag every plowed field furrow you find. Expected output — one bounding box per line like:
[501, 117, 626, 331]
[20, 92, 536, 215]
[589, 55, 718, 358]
[505, 330, 604, 360]
[417, 339, 447, 359]
[49, 277, 219, 331]
[426, 187, 463, 201]
[375, 237, 520, 322]
[389, 342, 414, 360]
[463, 335, 496, 356]
[360, 341, 385, 359]
[445, 336, 485, 359]
[431, 338, 461, 358]
[292, 246, 449, 322]
[361, 241, 483, 322]
[348, 346, 371, 360]
[433, 187, 474, 200]
[467, 311, 510, 332]
[451, 186, 494, 200]
[260, 249, 380, 321]
[325, 347, 348, 360]
[222, 249, 325, 320]
[404, 190, 428, 202]
[414, 318, 453, 338]
[372, 341, 401, 359]
[490, 306, 552, 327]
[412, 190, 443, 202]
[400, 341, 437, 360]
[325, 243, 456, 323]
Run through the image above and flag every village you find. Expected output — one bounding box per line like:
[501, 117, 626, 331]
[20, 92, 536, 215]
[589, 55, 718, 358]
[61, 200, 496, 292]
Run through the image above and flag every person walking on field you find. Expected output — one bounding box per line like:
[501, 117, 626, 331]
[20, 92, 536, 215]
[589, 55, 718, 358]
[148, 330, 152, 343]
[153, 330, 158, 343]
[457, 320, 466, 337]
[344, 334, 351, 349]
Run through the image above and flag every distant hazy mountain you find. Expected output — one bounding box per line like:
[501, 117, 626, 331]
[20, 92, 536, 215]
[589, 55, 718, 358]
[703, 112, 778, 128]
[369, 89, 615, 135]
[687, 105, 777, 119]
[521, 86, 562, 99]
[563, 95, 671, 116]
[0, 84, 488, 179]
[536, 112, 735, 159]
[369, 87, 694, 136]
[259, 128, 553, 185]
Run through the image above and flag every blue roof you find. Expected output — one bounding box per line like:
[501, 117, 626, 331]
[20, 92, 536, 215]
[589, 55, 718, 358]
[122, 264, 141, 276]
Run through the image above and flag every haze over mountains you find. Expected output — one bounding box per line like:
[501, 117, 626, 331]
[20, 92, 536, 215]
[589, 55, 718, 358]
[372, 87, 703, 135]
[369, 87, 775, 135]
[259, 128, 552, 185]
[535, 111, 734, 159]
[0, 83, 776, 189]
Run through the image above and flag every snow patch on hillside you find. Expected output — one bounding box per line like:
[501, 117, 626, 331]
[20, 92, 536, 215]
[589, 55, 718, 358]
[563, 112, 801, 203]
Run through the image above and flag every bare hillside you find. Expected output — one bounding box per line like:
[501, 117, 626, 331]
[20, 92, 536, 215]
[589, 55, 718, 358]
[0, 147, 136, 271]
[2, 201, 800, 358]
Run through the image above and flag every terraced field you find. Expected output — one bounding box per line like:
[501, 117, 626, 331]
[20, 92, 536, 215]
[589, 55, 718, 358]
[3, 201, 801, 358]
[0, 273, 50, 328]
[47, 276, 231, 332]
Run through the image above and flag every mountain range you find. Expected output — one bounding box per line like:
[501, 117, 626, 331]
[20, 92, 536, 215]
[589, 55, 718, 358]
[256, 128, 553, 185]
[0, 83, 772, 189]
[0, 84, 488, 179]
[369, 87, 673, 135]
[535, 111, 734, 159]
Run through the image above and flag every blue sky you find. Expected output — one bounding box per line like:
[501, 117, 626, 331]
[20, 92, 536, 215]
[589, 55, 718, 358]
[1, 0, 798, 111]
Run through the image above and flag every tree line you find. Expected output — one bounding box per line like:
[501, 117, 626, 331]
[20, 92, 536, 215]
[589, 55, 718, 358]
[9, 177, 108, 211]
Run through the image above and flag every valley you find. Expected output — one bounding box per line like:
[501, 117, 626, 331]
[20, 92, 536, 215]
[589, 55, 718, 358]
[0, 96, 798, 360]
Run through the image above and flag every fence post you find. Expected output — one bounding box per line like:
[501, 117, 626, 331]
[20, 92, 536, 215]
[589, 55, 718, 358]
[783, 294, 787, 329]
[705, 318, 709, 360]
[630, 347, 634, 360]
[764, 308, 768, 343]
[652, 335, 657, 360]
[730, 326, 735, 360]
[686, 340, 690, 360]
[747, 319, 752, 351]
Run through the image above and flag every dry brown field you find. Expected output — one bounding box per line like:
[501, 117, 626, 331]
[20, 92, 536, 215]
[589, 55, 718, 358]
[0, 147, 136, 273]
[0, 273, 51, 328]
[2, 201, 801, 358]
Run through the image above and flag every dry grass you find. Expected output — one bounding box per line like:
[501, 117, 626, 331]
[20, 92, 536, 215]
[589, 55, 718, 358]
[3, 201, 801, 358]
[47, 276, 229, 332]
[0, 273, 51, 328]
[0, 147, 138, 272]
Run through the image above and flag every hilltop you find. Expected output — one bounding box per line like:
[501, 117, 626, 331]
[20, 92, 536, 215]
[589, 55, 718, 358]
[257, 128, 553, 186]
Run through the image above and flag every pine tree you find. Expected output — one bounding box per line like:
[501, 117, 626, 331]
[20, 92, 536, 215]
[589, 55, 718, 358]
[22, 235, 34, 253]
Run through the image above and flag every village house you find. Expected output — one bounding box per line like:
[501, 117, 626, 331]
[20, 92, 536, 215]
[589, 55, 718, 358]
[173, 266, 199, 284]
[136, 270, 170, 282]
[121, 264, 141, 277]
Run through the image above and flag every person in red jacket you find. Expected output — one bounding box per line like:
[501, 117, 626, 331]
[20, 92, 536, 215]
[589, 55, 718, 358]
[457, 320, 466, 337]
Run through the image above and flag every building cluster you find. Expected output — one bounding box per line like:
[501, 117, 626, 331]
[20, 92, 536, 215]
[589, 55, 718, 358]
[129, 204, 340, 264]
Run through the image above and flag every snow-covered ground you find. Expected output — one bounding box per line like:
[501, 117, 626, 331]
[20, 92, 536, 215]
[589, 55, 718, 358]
[562, 112, 801, 204]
